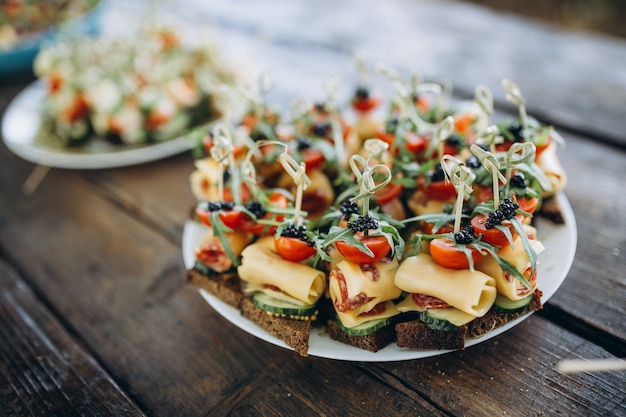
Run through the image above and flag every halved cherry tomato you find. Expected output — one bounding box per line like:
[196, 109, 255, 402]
[430, 238, 483, 269]
[274, 236, 317, 262]
[376, 128, 396, 148]
[515, 196, 539, 215]
[203, 135, 247, 159]
[474, 185, 494, 204]
[417, 176, 457, 201]
[374, 182, 403, 206]
[404, 133, 428, 154]
[302, 147, 326, 172]
[421, 222, 454, 235]
[335, 235, 391, 264]
[471, 214, 517, 247]
[415, 95, 430, 112]
[196, 206, 244, 229]
[454, 113, 476, 135]
[222, 183, 252, 203]
[240, 192, 289, 235]
[353, 96, 381, 113]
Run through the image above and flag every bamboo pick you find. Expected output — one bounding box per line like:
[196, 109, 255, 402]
[557, 358, 626, 374]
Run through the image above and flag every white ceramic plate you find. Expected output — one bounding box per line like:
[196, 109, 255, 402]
[1, 81, 197, 169]
[182, 193, 577, 361]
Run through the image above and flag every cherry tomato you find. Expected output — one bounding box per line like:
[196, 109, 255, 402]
[454, 113, 475, 135]
[374, 182, 403, 206]
[203, 135, 247, 159]
[415, 95, 430, 112]
[353, 96, 381, 112]
[274, 236, 317, 262]
[302, 147, 326, 172]
[515, 196, 539, 215]
[404, 133, 428, 153]
[421, 222, 454, 235]
[222, 183, 252, 203]
[471, 214, 517, 247]
[335, 235, 391, 264]
[430, 238, 483, 269]
[417, 176, 457, 201]
[474, 185, 494, 204]
[376, 128, 396, 148]
[196, 206, 244, 229]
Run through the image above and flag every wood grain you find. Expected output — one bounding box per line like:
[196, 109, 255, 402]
[0, 258, 145, 417]
[1, 0, 626, 416]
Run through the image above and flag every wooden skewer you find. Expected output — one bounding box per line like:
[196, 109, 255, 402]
[556, 358, 626, 374]
[22, 164, 52, 196]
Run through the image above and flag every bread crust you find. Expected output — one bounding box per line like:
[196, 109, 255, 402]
[327, 319, 396, 352]
[240, 297, 311, 356]
[186, 267, 244, 308]
[395, 290, 543, 351]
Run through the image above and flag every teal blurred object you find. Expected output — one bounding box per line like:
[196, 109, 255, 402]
[0, 0, 104, 82]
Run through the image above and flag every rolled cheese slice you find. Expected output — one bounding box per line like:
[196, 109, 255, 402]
[328, 258, 402, 324]
[237, 237, 326, 306]
[189, 157, 222, 201]
[395, 255, 497, 317]
[476, 237, 545, 301]
[536, 142, 567, 197]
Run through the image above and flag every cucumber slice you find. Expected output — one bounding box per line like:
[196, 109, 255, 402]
[493, 293, 533, 313]
[252, 292, 317, 319]
[336, 317, 392, 336]
[418, 311, 459, 332]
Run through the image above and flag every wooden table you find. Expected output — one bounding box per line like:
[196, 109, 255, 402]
[1, 1, 625, 416]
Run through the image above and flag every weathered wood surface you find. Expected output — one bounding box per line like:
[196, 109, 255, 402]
[1, 0, 625, 416]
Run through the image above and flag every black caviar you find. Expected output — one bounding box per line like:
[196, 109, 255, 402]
[509, 172, 527, 188]
[339, 200, 360, 220]
[347, 214, 379, 233]
[485, 198, 519, 229]
[454, 225, 475, 244]
[280, 224, 315, 247]
[245, 200, 266, 218]
[204, 201, 235, 212]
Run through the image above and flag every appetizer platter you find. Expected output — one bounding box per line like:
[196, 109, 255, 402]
[182, 67, 576, 361]
[2, 22, 240, 169]
[0, 0, 102, 78]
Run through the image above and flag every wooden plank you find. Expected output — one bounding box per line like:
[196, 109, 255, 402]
[168, 0, 626, 146]
[0, 150, 622, 416]
[544, 131, 626, 353]
[0, 258, 146, 417]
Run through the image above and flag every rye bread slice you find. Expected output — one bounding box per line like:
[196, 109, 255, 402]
[186, 268, 244, 308]
[395, 290, 543, 350]
[537, 196, 565, 224]
[240, 297, 311, 356]
[466, 290, 543, 339]
[395, 321, 467, 350]
[327, 319, 396, 352]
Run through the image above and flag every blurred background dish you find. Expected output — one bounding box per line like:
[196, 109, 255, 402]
[0, 0, 103, 82]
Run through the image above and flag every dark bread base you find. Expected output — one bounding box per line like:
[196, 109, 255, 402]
[396, 290, 543, 351]
[537, 196, 565, 224]
[467, 290, 543, 339]
[327, 319, 396, 352]
[240, 297, 311, 356]
[186, 268, 244, 308]
[396, 321, 467, 350]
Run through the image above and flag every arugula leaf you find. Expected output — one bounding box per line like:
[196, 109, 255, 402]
[209, 210, 239, 267]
